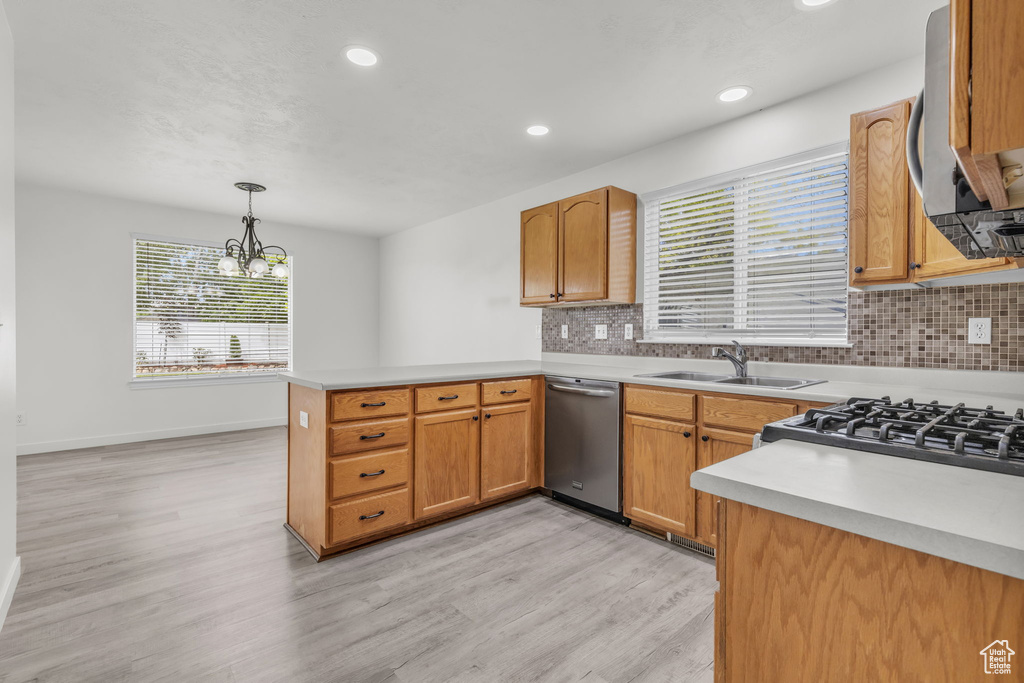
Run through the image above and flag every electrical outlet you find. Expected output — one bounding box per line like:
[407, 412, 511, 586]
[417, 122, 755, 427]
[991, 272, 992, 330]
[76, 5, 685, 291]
[299, 410, 309, 428]
[968, 317, 991, 345]
[535, 324, 542, 339]
[624, 323, 634, 340]
[15, 412, 25, 426]
[595, 324, 608, 340]
[561, 324, 568, 339]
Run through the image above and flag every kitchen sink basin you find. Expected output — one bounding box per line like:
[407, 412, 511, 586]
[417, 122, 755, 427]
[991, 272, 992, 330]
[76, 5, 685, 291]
[635, 370, 825, 390]
[714, 376, 825, 389]
[634, 371, 732, 382]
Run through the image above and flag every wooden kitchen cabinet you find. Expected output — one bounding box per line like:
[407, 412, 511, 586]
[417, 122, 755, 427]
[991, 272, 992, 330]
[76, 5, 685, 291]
[623, 413, 697, 538]
[849, 98, 1014, 287]
[414, 408, 480, 519]
[695, 428, 754, 548]
[480, 402, 532, 501]
[520, 186, 636, 306]
[950, 0, 1024, 210]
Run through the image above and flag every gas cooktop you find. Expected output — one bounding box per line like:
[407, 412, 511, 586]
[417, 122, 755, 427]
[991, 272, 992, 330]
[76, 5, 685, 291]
[761, 396, 1024, 477]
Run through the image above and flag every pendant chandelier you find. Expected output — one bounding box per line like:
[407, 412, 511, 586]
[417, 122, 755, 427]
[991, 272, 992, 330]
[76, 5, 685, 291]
[218, 182, 289, 278]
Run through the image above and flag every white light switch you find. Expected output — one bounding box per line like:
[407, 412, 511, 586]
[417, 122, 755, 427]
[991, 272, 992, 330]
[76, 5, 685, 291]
[595, 324, 608, 340]
[968, 317, 992, 345]
[299, 410, 309, 428]
[561, 324, 568, 339]
[624, 323, 633, 340]
[535, 324, 542, 339]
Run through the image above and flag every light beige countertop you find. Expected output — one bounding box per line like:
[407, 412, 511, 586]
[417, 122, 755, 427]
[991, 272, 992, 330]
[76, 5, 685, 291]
[280, 354, 1024, 412]
[691, 440, 1024, 580]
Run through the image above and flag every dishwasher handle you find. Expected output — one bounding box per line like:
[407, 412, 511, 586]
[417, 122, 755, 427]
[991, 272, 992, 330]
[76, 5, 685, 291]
[547, 383, 616, 398]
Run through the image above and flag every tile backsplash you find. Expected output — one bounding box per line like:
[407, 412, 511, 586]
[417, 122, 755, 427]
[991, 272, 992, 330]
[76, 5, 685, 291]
[542, 283, 1024, 372]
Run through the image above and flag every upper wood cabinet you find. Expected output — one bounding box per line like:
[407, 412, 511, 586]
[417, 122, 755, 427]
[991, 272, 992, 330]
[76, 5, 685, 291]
[849, 98, 1015, 288]
[950, 0, 1024, 210]
[520, 186, 636, 306]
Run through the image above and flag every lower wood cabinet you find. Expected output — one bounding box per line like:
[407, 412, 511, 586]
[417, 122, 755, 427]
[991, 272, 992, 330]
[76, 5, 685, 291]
[328, 487, 411, 546]
[623, 413, 697, 538]
[695, 428, 754, 547]
[480, 402, 532, 501]
[414, 408, 480, 519]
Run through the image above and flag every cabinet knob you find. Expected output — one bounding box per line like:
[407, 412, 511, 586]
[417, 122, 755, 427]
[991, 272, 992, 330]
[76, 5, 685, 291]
[683, 431, 691, 438]
[854, 266, 864, 274]
[472, 415, 479, 421]
[557, 292, 563, 297]
[910, 262, 921, 270]
[485, 413, 491, 419]
[550, 293, 556, 298]
[701, 435, 709, 442]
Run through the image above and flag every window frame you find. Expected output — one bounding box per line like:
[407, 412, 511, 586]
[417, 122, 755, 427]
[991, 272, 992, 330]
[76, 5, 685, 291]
[129, 232, 294, 388]
[640, 143, 852, 347]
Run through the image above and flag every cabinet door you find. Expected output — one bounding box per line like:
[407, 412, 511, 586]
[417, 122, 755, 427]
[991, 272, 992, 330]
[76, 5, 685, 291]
[559, 189, 608, 302]
[696, 428, 754, 548]
[849, 100, 912, 285]
[520, 202, 559, 305]
[623, 414, 696, 537]
[480, 402, 532, 501]
[414, 409, 480, 519]
[910, 187, 1015, 281]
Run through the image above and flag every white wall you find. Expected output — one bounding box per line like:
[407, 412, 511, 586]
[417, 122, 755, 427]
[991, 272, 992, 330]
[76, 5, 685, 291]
[16, 183, 380, 454]
[0, 0, 18, 633]
[380, 57, 924, 367]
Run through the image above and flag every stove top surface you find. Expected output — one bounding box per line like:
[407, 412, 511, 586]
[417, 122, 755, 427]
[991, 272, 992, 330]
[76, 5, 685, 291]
[762, 396, 1024, 476]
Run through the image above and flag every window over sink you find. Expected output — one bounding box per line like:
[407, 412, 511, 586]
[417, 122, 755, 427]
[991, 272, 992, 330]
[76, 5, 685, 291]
[132, 235, 291, 384]
[641, 143, 850, 345]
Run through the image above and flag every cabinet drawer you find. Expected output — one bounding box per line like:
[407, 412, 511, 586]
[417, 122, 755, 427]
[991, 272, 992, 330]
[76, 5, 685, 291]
[415, 383, 479, 413]
[701, 395, 798, 432]
[624, 385, 696, 422]
[329, 448, 410, 500]
[328, 487, 410, 546]
[331, 388, 410, 422]
[481, 378, 533, 405]
[330, 417, 410, 456]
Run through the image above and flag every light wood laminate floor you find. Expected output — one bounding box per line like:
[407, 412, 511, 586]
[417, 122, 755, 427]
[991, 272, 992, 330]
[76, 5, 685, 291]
[0, 427, 715, 682]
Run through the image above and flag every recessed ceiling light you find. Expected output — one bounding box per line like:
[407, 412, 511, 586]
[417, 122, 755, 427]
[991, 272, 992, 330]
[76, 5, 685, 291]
[717, 86, 752, 103]
[527, 125, 550, 136]
[345, 46, 379, 67]
[796, 0, 839, 9]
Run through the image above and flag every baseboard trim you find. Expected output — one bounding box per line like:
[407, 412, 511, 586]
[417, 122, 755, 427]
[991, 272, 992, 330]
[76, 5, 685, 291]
[16, 418, 287, 456]
[0, 556, 21, 635]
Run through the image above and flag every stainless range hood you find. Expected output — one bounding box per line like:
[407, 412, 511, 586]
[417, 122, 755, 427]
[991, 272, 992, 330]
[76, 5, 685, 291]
[909, 6, 1024, 259]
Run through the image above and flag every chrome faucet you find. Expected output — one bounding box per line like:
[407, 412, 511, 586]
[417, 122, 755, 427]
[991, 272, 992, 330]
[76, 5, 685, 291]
[712, 340, 748, 377]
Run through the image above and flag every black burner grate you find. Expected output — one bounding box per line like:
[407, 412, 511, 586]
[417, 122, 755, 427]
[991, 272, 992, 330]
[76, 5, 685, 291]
[762, 396, 1024, 476]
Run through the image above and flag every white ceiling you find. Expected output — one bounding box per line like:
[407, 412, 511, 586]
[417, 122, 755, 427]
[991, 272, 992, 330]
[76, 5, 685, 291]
[7, 0, 941, 236]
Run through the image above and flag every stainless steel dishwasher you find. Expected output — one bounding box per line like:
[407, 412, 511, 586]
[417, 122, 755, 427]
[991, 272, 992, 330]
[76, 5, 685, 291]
[544, 376, 626, 522]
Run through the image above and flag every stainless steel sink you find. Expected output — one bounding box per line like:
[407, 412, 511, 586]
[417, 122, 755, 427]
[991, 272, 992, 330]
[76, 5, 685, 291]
[714, 376, 825, 389]
[634, 370, 732, 382]
[635, 370, 825, 390]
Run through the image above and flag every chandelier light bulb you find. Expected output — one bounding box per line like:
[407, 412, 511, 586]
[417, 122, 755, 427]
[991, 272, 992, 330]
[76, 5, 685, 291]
[248, 257, 270, 275]
[271, 262, 289, 278]
[218, 256, 239, 273]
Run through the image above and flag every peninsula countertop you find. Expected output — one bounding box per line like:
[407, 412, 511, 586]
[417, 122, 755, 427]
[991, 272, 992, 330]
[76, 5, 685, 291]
[279, 358, 1024, 412]
[691, 440, 1024, 580]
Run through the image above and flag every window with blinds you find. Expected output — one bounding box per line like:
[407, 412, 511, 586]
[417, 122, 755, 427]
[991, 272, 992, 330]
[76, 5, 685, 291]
[642, 144, 849, 344]
[133, 236, 291, 381]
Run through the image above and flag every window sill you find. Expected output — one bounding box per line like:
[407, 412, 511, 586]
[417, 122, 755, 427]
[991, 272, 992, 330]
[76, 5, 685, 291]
[128, 373, 286, 390]
[637, 337, 854, 349]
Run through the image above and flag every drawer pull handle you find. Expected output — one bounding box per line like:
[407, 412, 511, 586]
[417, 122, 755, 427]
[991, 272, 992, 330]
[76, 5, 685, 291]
[359, 469, 386, 478]
[500, 389, 517, 395]
[438, 394, 459, 401]
[359, 432, 386, 440]
[359, 510, 385, 521]
[361, 401, 387, 407]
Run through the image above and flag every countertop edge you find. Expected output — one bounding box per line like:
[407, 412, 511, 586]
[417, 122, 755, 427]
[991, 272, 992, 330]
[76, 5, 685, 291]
[690, 469, 1024, 581]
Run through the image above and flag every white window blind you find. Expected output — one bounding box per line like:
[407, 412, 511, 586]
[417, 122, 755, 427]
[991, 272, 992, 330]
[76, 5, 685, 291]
[133, 236, 291, 381]
[642, 144, 849, 345]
